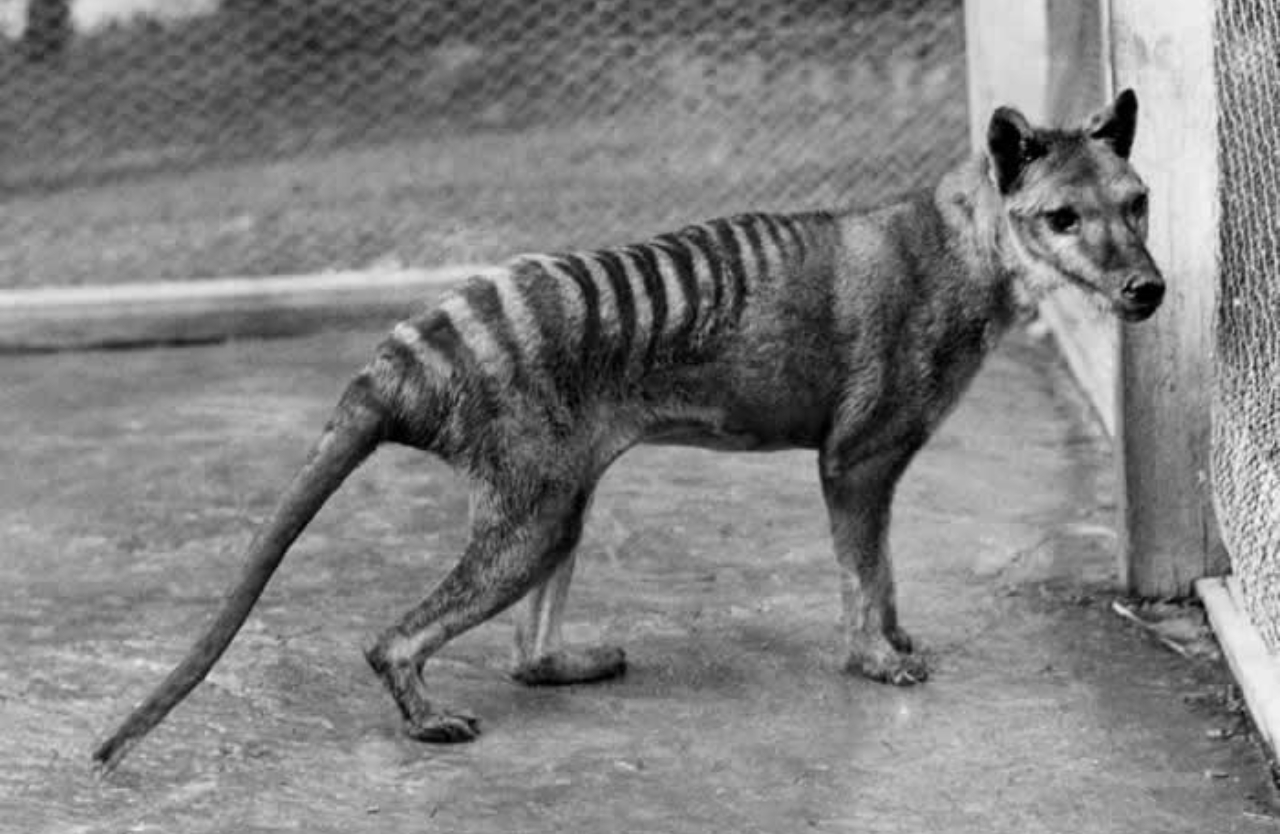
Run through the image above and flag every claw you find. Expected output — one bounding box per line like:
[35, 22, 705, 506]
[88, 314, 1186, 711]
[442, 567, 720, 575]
[845, 638, 930, 686]
[407, 712, 481, 743]
[890, 667, 926, 686]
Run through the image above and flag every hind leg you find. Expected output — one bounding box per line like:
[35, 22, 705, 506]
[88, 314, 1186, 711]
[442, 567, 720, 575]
[363, 482, 589, 742]
[510, 546, 627, 686]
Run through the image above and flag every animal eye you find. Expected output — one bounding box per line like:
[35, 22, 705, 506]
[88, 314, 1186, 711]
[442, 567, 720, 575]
[1128, 193, 1148, 218]
[1044, 207, 1080, 234]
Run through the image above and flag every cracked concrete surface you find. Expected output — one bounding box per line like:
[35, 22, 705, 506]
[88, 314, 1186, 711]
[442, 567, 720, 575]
[1, 327, 1274, 833]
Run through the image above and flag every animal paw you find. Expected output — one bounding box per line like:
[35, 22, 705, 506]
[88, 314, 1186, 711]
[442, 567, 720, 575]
[405, 709, 481, 743]
[844, 640, 929, 686]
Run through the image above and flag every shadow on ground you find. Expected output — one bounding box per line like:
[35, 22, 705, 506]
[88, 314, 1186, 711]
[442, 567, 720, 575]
[1, 327, 1274, 833]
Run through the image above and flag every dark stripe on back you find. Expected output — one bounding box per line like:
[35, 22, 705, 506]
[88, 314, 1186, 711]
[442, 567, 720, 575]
[589, 249, 638, 376]
[708, 217, 750, 325]
[415, 309, 472, 371]
[458, 278, 527, 388]
[371, 337, 431, 441]
[738, 214, 772, 286]
[416, 307, 499, 458]
[341, 371, 387, 412]
[756, 214, 791, 270]
[512, 260, 578, 408]
[774, 214, 808, 263]
[652, 233, 701, 351]
[680, 224, 725, 332]
[378, 336, 428, 390]
[548, 254, 604, 385]
[625, 245, 668, 369]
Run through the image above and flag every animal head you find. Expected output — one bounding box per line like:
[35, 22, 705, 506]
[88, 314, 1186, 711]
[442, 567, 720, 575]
[987, 89, 1164, 322]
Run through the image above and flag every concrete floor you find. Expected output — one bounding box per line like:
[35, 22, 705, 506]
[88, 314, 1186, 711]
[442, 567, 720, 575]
[1, 327, 1275, 833]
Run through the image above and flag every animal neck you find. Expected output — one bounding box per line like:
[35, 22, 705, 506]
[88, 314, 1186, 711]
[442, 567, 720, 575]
[933, 154, 1037, 326]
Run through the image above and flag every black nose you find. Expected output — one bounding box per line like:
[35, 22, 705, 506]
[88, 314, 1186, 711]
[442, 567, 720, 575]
[1121, 275, 1165, 307]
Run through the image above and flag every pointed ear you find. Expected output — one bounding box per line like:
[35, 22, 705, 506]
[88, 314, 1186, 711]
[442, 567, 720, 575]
[1085, 88, 1138, 159]
[987, 106, 1046, 194]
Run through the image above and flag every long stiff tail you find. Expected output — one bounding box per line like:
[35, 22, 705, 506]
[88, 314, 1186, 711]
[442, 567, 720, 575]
[92, 380, 386, 773]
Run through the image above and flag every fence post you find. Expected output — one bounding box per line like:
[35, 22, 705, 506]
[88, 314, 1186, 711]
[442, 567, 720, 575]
[963, 0, 1050, 144]
[1108, 0, 1226, 595]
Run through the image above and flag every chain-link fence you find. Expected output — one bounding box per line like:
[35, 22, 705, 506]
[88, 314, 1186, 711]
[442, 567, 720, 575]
[0, 0, 966, 287]
[1213, 0, 1280, 647]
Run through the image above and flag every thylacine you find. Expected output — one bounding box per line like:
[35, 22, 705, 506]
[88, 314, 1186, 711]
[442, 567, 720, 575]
[94, 90, 1163, 771]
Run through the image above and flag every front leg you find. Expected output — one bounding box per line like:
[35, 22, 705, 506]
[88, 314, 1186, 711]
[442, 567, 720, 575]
[819, 445, 928, 686]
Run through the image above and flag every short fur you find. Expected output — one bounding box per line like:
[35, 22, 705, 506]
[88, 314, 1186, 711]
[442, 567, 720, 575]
[93, 92, 1163, 772]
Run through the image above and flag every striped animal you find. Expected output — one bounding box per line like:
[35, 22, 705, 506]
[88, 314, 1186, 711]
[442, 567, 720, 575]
[94, 90, 1163, 771]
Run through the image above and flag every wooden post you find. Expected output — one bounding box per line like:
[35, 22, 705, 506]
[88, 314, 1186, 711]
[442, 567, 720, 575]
[964, 0, 1050, 145]
[1109, 0, 1226, 595]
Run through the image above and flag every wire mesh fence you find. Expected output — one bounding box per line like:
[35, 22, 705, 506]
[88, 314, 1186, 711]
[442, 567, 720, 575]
[0, 0, 967, 287]
[1212, 0, 1280, 647]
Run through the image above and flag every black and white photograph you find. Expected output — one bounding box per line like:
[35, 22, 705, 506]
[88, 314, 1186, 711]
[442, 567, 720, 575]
[2, 0, 1278, 831]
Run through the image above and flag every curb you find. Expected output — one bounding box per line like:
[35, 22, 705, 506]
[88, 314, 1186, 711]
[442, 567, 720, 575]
[0, 266, 491, 352]
[1197, 575, 1280, 754]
